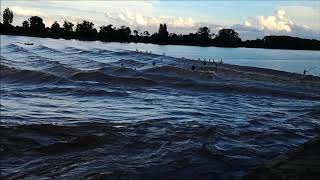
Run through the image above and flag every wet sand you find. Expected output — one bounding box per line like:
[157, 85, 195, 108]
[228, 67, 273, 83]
[245, 137, 320, 180]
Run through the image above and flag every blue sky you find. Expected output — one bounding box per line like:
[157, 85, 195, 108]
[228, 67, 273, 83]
[1, 0, 319, 40]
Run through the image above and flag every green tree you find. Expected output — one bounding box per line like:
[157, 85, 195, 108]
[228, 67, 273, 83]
[2, 8, 13, 25]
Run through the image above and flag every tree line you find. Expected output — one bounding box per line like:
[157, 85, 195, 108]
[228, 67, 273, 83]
[1, 8, 319, 50]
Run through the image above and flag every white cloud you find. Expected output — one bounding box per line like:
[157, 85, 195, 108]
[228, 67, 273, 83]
[11, 6, 49, 18]
[276, 9, 286, 20]
[244, 20, 251, 27]
[105, 9, 196, 28]
[255, 9, 292, 32]
[232, 9, 320, 40]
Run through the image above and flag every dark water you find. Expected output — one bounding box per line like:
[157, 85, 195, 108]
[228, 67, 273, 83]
[1, 35, 320, 179]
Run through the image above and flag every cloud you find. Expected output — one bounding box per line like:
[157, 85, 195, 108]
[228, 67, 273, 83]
[105, 9, 196, 28]
[254, 9, 293, 32]
[281, 5, 320, 30]
[232, 9, 320, 40]
[103, 8, 202, 34]
[11, 6, 49, 18]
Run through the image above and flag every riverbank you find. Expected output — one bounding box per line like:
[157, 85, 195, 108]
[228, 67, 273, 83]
[1, 31, 320, 51]
[245, 137, 320, 179]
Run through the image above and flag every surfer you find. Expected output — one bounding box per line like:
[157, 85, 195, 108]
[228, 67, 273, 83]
[191, 64, 196, 71]
[121, 63, 124, 68]
[303, 69, 307, 75]
[152, 62, 156, 67]
[303, 67, 316, 75]
[203, 60, 207, 66]
[219, 59, 223, 64]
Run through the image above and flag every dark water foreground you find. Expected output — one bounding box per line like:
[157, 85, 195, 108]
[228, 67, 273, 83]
[1, 36, 320, 179]
[246, 138, 320, 179]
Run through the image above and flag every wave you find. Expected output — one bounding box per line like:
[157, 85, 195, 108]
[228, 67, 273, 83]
[114, 59, 147, 67]
[144, 65, 216, 80]
[0, 120, 212, 155]
[34, 45, 62, 53]
[111, 50, 135, 56]
[64, 46, 85, 52]
[169, 81, 320, 100]
[70, 70, 157, 86]
[2, 116, 317, 178]
[91, 48, 113, 54]
[2, 63, 319, 100]
[0, 64, 67, 85]
[28, 87, 130, 97]
[42, 62, 79, 77]
[4, 44, 32, 54]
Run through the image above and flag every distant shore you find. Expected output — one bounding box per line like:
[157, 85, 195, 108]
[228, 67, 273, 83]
[1, 32, 320, 51]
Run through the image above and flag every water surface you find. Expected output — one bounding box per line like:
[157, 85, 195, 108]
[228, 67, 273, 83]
[1, 35, 320, 179]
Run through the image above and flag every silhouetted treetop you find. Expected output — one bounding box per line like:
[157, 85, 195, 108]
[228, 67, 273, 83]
[119, 26, 131, 40]
[51, 21, 61, 35]
[143, 31, 150, 37]
[158, 23, 169, 40]
[133, 30, 139, 36]
[22, 20, 29, 29]
[63, 21, 74, 33]
[29, 16, 45, 33]
[197, 27, 211, 41]
[3, 8, 13, 25]
[215, 29, 241, 47]
[76, 21, 96, 33]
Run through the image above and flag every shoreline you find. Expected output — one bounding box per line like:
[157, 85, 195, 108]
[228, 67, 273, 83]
[1, 33, 320, 52]
[245, 137, 320, 179]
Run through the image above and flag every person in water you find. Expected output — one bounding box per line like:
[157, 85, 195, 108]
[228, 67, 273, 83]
[219, 59, 223, 64]
[191, 64, 196, 70]
[203, 60, 207, 66]
[121, 63, 124, 68]
[303, 69, 307, 75]
[152, 62, 156, 67]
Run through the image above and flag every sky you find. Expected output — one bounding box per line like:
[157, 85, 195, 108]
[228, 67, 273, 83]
[1, 0, 319, 40]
